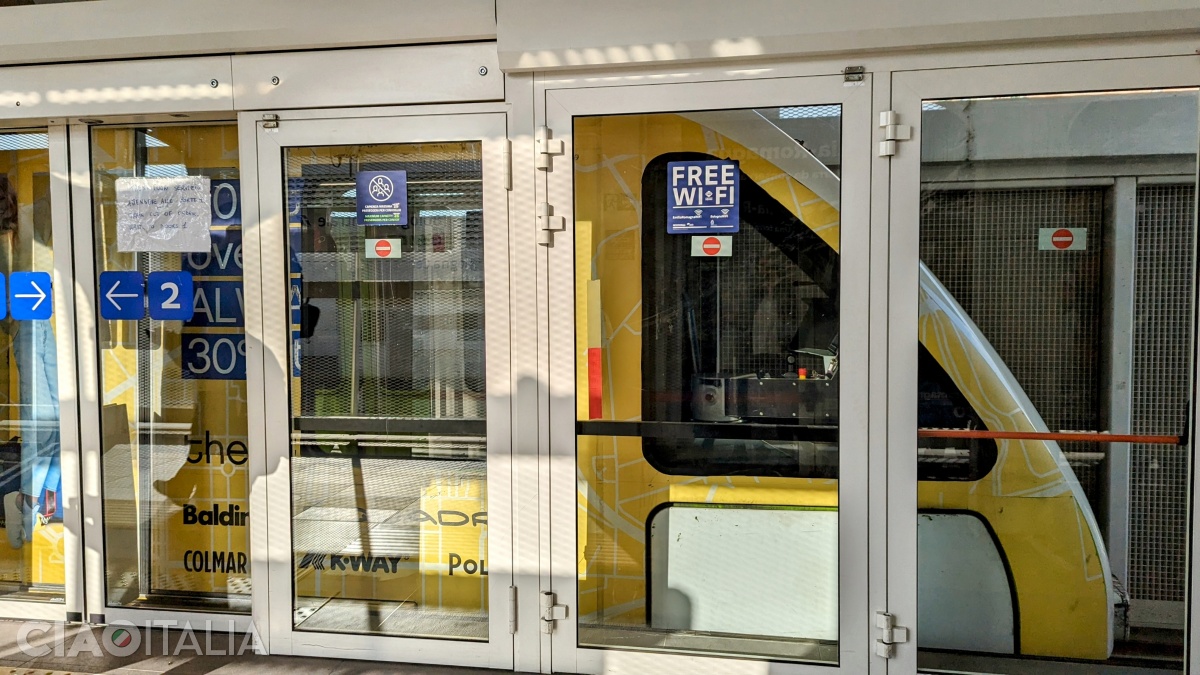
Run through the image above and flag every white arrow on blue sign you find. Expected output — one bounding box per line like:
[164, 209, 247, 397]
[9, 272, 52, 320]
[99, 271, 145, 320]
[148, 271, 194, 321]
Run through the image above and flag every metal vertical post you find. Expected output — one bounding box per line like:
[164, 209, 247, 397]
[133, 128, 153, 601]
[1103, 176, 1137, 598]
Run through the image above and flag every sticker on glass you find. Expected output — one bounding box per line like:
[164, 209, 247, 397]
[666, 160, 740, 234]
[356, 170, 408, 227]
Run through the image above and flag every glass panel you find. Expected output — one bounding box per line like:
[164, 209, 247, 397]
[287, 142, 488, 640]
[0, 131, 63, 603]
[574, 105, 842, 663]
[93, 125, 249, 611]
[915, 89, 1197, 673]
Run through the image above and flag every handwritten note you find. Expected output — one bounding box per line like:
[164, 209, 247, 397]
[116, 176, 212, 252]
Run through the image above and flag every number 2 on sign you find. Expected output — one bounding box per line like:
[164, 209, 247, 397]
[161, 282, 181, 309]
[147, 271, 194, 320]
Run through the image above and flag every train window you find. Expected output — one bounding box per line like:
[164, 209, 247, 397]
[640, 152, 839, 478]
[916, 344, 997, 481]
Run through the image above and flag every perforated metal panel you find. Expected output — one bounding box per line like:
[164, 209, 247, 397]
[919, 187, 1106, 502]
[920, 183, 1195, 609]
[288, 144, 485, 420]
[1129, 183, 1194, 603]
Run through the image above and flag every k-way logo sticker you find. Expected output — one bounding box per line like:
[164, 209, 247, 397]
[298, 553, 409, 573]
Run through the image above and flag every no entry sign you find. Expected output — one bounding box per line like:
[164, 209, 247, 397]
[1038, 227, 1087, 251]
[365, 238, 403, 259]
[691, 235, 732, 257]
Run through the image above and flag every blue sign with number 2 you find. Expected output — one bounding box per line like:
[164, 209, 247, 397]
[148, 271, 194, 321]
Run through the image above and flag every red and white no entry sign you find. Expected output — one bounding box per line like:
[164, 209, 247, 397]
[691, 235, 732, 257]
[1051, 229, 1073, 249]
[365, 238, 403, 259]
[1038, 227, 1087, 251]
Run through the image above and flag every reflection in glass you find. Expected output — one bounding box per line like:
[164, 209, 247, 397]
[94, 125, 249, 611]
[574, 106, 842, 663]
[0, 132, 62, 603]
[287, 142, 488, 640]
[916, 89, 1196, 673]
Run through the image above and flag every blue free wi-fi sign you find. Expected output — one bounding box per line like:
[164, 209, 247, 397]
[666, 160, 740, 234]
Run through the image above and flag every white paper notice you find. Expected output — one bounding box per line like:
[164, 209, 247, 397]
[116, 176, 212, 252]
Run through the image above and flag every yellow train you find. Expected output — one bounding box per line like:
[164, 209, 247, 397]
[573, 111, 1112, 659]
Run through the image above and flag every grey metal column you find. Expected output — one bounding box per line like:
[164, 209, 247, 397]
[1101, 176, 1137, 596]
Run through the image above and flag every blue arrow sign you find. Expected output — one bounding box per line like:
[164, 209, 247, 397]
[99, 271, 145, 320]
[9, 272, 52, 320]
[148, 271, 194, 321]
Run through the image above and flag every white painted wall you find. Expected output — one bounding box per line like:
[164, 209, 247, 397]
[497, 0, 1200, 71]
[0, 0, 495, 66]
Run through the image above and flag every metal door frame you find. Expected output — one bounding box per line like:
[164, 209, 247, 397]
[887, 54, 1200, 674]
[242, 106, 516, 669]
[538, 73, 875, 675]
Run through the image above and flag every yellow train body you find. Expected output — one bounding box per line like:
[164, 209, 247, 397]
[574, 113, 1112, 659]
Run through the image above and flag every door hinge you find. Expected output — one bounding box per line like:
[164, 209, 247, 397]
[540, 591, 568, 633]
[502, 138, 512, 191]
[537, 201, 566, 247]
[508, 586, 518, 634]
[261, 113, 279, 129]
[843, 65, 866, 83]
[536, 125, 565, 171]
[878, 110, 912, 157]
[875, 611, 910, 659]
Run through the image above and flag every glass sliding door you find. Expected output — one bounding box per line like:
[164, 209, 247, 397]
[90, 124, 250, 613]
[0, 129, 67, 606]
